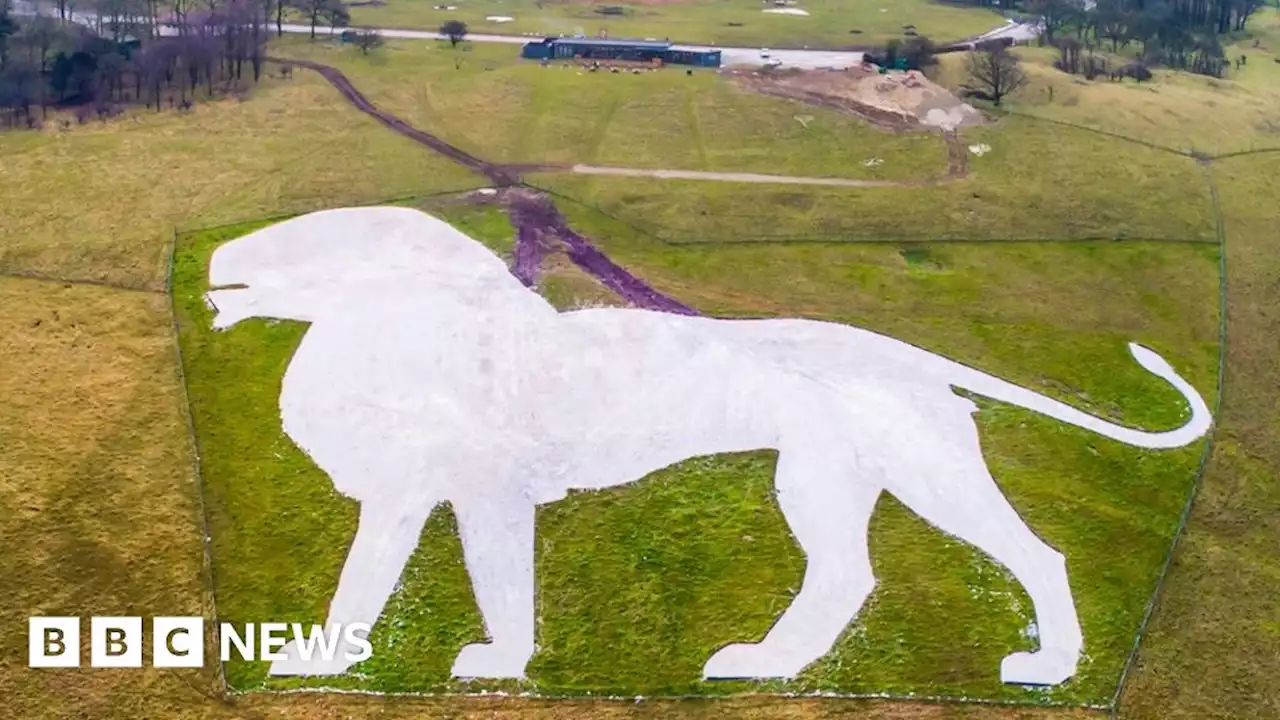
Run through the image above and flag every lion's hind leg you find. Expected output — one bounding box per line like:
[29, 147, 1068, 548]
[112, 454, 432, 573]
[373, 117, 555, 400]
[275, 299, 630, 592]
[449, 496, 537, 679]
[886, 404, 1083, 686]
[704, 439, 880, 680]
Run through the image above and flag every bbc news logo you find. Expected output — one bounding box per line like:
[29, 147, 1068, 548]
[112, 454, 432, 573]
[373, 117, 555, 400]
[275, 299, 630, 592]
[28, 617, 372, 668]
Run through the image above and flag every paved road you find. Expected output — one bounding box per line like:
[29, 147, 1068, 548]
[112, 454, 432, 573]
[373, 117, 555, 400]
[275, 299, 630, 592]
[955, 18, 1044, 48]
[278, 20, 1042, 68]
[275, 23, 869, 69]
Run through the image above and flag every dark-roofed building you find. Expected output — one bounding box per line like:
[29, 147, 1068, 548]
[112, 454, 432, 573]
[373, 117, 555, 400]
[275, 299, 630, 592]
[521, 38, 721, 67]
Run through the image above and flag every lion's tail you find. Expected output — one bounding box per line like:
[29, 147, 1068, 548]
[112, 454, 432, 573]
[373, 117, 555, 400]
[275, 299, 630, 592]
[950, 343, 1212, 450]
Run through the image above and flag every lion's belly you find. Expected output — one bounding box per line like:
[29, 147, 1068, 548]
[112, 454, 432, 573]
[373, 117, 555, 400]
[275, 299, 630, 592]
[530, 317, 792, 498]
[277, 311, 799, 503]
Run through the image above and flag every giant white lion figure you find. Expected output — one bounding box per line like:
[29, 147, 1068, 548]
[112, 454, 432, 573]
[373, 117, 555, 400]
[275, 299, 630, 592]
[205, 207, 1211, 687]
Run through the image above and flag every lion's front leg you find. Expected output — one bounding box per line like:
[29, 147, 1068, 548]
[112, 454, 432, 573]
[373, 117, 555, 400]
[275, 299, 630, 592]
[705, 439, 881, 680]
[451, 496, 537, 679]
[270, 502, 430, 677]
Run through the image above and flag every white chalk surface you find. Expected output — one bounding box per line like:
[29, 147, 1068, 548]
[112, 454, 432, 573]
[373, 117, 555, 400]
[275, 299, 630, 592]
[207, 207, 1211, 686]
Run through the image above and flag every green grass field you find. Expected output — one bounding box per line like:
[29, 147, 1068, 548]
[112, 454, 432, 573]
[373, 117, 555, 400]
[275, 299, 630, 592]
[172, 196, 1219, 703]
[527, 114, 1214, 244]
[277, 38, 949, 182]
[346, 0, 1006, 49]
[277, 37, 1216, 245]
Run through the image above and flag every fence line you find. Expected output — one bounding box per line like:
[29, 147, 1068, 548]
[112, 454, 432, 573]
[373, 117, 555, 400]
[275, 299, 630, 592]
[990, 108, 1196, 157]
[165, 173, 1228, 711]
[0, 268, 163, 294]
[165, 225, 229, 696]
[525, 181, 1218, 247]
[1208, 146, 1280, 160]
[174, 186, 492, 236]
[660, 234, 1217, 246]
[1108, 160, 1230, 716]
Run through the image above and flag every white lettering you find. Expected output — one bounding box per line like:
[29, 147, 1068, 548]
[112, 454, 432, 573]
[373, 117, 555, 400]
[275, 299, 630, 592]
[259, 623, 289, 663]
[289, 623, 342, 662]
[90, 617, 142, 668]
[342, 623, 373, 663]
[154, 617, 204, 668]
[29, 617, 80, 668]
[219, 623, 254, 662]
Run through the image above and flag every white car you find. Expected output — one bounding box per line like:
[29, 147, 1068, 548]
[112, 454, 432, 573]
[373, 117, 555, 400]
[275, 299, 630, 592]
[760, 48, 771, 58]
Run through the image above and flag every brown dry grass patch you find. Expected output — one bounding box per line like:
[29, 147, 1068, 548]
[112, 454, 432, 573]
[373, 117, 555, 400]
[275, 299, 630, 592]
[0, 73, 483, 291]
[0, 277, 214, 718]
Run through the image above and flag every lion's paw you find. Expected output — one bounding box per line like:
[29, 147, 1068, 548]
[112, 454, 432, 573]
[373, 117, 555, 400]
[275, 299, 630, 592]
[267, 640, 356, 677]
[1000, 650, 1077, 686]
[450, 641, 532, 679]
[703, 642, 802, 680]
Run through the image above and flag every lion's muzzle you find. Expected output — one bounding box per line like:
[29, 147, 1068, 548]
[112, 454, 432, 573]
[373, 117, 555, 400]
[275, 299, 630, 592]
[207, 286, 255, 330]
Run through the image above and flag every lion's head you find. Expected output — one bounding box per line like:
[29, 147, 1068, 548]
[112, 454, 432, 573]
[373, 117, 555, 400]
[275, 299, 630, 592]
[206, 206, 540, 329]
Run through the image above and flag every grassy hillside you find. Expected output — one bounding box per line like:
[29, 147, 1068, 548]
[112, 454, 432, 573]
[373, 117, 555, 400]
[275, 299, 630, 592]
[0, 72, 484, 291]
[929, 8, 1280, 157]
[529, 114, 1213, 244]
[1116, 155, 1280, 720]
[277, 38, 1215, 245]
[275, 38, 949, 182]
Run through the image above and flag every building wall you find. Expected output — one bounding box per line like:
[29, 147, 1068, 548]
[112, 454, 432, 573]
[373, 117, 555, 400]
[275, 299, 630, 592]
[520, 41, 720, 67]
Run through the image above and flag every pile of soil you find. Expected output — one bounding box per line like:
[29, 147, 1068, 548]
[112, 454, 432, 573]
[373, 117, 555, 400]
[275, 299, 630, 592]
[734, 67, 984, 132]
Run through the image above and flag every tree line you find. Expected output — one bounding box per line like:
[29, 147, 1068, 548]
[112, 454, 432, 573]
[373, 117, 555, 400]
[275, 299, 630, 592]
[961, 0, 1268, 76]
[0, 0, 369, 128]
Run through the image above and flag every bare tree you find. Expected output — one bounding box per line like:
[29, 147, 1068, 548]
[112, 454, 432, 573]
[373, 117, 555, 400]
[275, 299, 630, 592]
[0, 5, 279, 127]
[353, 28, 382, 55]
[967, 45, 1027, 106]
[21, 17, 64, 73]
[0, 0, 16, 71]
[91, 0, 151, 42]
[440, 19, 466, 47]
[326, 2, 347, 35]
[1054, 36, 1083, 74]
[1024, 0, 1081, 45]
[290, 0, 345, 40]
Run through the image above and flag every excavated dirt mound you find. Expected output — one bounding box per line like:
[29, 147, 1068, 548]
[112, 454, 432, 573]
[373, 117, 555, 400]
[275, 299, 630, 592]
[733, 66, 985, 132]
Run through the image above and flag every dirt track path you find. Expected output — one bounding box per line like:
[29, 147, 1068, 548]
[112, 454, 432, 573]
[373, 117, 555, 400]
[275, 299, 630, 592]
[570, 165, 901, 187]
[278, 58, 520, 185]
[279, 58, 699, 314]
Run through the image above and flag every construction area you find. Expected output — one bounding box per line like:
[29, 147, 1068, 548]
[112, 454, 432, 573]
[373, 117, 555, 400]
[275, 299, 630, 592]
[515, 37, 984, 133]
[731, 65, 986, 131]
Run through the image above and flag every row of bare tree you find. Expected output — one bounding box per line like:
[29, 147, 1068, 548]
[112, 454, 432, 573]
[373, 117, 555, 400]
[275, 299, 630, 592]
[1, 1, 269, 127]
[0, 0, 375, 128]
[997, 0, 1262, 77]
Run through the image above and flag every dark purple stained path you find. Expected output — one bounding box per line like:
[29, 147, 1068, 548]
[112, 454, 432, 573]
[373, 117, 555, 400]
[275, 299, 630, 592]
[280, 58, 698, 316]
[504, 191, 698, 316]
